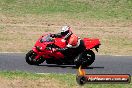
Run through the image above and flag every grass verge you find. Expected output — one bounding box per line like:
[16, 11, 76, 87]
[0, 25, 131, 55]
[0, 71, 131, 88]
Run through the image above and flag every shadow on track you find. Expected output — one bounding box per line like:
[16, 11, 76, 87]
[37, 64, 104, 69]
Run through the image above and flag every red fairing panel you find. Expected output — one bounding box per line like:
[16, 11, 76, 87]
[83, 38, 100, 49]
[52, 52, 65, 59]
[54, 38, 66, 48]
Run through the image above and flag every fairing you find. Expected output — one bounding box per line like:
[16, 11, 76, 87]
[31, 33, 100, 60]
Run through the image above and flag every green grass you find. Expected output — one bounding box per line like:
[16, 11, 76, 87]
[0, 0, 131, 20]
[0, 71, 131, 88]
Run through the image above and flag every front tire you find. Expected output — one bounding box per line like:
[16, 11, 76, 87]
[75, 50, 95, 68]
[25, 50, 45, 65]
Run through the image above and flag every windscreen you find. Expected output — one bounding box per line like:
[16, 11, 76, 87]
[40, 34, 54, 43]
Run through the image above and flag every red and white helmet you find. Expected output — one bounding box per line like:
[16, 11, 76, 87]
[61, 26, 71, 35]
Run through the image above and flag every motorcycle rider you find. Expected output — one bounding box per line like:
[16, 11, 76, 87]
[51, 26, 85, 52]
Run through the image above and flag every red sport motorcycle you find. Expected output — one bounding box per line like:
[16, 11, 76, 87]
[25, 33, 101, 68]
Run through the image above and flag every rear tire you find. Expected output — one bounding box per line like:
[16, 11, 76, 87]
[25, 50, 45, 65]
[75, 50, 95, 68]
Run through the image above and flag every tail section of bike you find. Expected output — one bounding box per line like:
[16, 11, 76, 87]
[83, 38, 101, 51]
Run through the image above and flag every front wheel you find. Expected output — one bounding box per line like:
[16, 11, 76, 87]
[25, 50, 45, 65]
[74, 50, 95, 68]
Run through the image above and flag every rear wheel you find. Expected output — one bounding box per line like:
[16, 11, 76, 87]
[75, 50, 95, 68]
[25, 50, 45, 65]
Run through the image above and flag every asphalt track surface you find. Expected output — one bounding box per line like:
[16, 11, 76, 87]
[0, 53, 132, 75]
